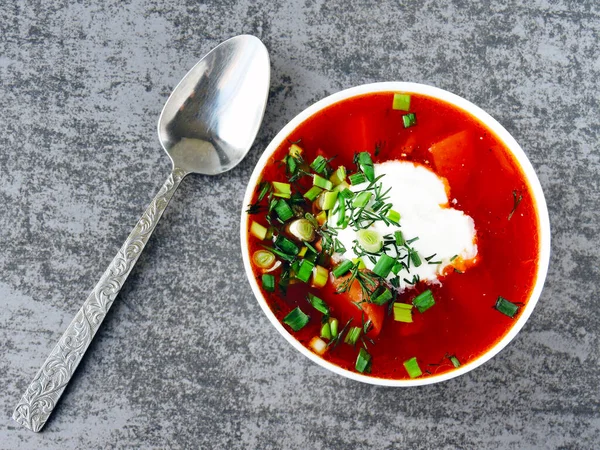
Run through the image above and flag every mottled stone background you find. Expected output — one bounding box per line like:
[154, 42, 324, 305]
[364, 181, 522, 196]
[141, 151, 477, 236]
[1, 0, 599, 448]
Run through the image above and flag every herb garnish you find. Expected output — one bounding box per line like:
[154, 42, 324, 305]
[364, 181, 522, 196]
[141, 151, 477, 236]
[508, 189, 523, 220]
[335, 262, 379, 300]
[327, 318, 353, 349]
[248, 102, 470, 376]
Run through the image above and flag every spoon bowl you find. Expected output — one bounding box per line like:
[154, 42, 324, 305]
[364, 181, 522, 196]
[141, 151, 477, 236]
[13, 35, 270, 432]
[159, 35, 270, 175]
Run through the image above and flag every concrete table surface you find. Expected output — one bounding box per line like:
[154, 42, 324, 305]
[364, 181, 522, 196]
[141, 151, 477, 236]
[1, 1, 598, 448]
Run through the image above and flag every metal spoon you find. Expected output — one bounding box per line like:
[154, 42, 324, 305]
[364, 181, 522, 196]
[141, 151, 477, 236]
[13, 35, 270, 432]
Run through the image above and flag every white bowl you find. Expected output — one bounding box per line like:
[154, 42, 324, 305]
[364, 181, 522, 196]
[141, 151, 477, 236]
[241, 82, 551, 386]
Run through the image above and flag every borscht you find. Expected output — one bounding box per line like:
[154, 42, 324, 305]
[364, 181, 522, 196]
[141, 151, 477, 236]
[244, 90, 541, 380]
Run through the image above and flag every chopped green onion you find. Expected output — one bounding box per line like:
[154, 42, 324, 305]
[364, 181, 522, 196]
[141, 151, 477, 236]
[286, 155, 297, 175]
[303, 248, 317, 263]
[394, 230, 405, 246]
[392, 93, 411, 111]
[339, 188, 354, 199]
[495, 296, 519, 318]
[356, 229, 383, 253]
[356, 152, 375, 182]
[392, 261, 403, 275]
[449, 355, 461, 368]
[283, 307, 310, 331]
[289, 143, 303, 158]
[288, 218, 316, 242]
[274, 235, 300, 256]
[386, 209, 401, 224]
[262, 245, 295, 262]
[296, 259, 315, 283]
[304, 212, 318, 228]
[252, 250, 276, 269]
[371, 287, 393, 305]
[352, 191, 372, 208]
[310, 155, 328, 174]
[333, 181, 350, 193]
[273, 199, 294, 222]
[303, 185, 323, 202]
[403, 357, 422, 378]
[349, 172, 366, 185]
[313, 174, 334, 191]
[413, 289, 435, 313]
[332, 260, 354, 278]
[250, 221, 268, 240]
[329, 166, 347, 185]
[271, 181, 291, 199]
[311, 265, 329, 288]
[450, 254, 458, 262]
[344, 326, 361, 345]
[320, 322, 332, 340]
[336, 196, 346, 227]
[329, 318, 339, 337]
[262, 274, 275, 292]
[307, 293, 329, 315]
[410, 250, 422, 267]
[393, 302, 413, 322]
[353, 257, 366, 269]
[371, 200, 384, 212]
[402, 113, 417, 128]
[265, 227, 274, 240]
[355, 348, 371, 373]
[317, 191, 338, 210]
[290, 260, 300, 275]
[290, 193, 304, 205]
[372, 254, 395, 278]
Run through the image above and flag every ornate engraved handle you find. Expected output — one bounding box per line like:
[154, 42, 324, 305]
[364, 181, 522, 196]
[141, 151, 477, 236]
[13, 167, 188, 432]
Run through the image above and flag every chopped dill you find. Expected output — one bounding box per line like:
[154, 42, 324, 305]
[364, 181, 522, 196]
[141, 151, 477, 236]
[508, 189, 523, 220]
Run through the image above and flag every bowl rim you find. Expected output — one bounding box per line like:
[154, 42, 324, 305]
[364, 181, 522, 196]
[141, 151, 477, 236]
[240, 81, 551, 386]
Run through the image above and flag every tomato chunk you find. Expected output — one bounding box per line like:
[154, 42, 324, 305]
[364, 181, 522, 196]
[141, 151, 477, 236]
[360, 302, 385, 338]
[429, 130, 475, 196]
[333, 272, 386, 338]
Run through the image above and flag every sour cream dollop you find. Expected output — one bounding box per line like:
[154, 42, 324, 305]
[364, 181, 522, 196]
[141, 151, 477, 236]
[332, 161, 477, 292]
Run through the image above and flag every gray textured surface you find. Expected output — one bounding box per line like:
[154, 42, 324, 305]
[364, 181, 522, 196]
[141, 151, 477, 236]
[1, 0, 599, 448]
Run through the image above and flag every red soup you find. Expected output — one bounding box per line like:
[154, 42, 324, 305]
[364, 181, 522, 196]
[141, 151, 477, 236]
[245, 92, 540, 380]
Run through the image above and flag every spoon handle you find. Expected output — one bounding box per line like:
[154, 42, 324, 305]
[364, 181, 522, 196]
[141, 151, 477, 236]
[13, 167, 188, 432]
